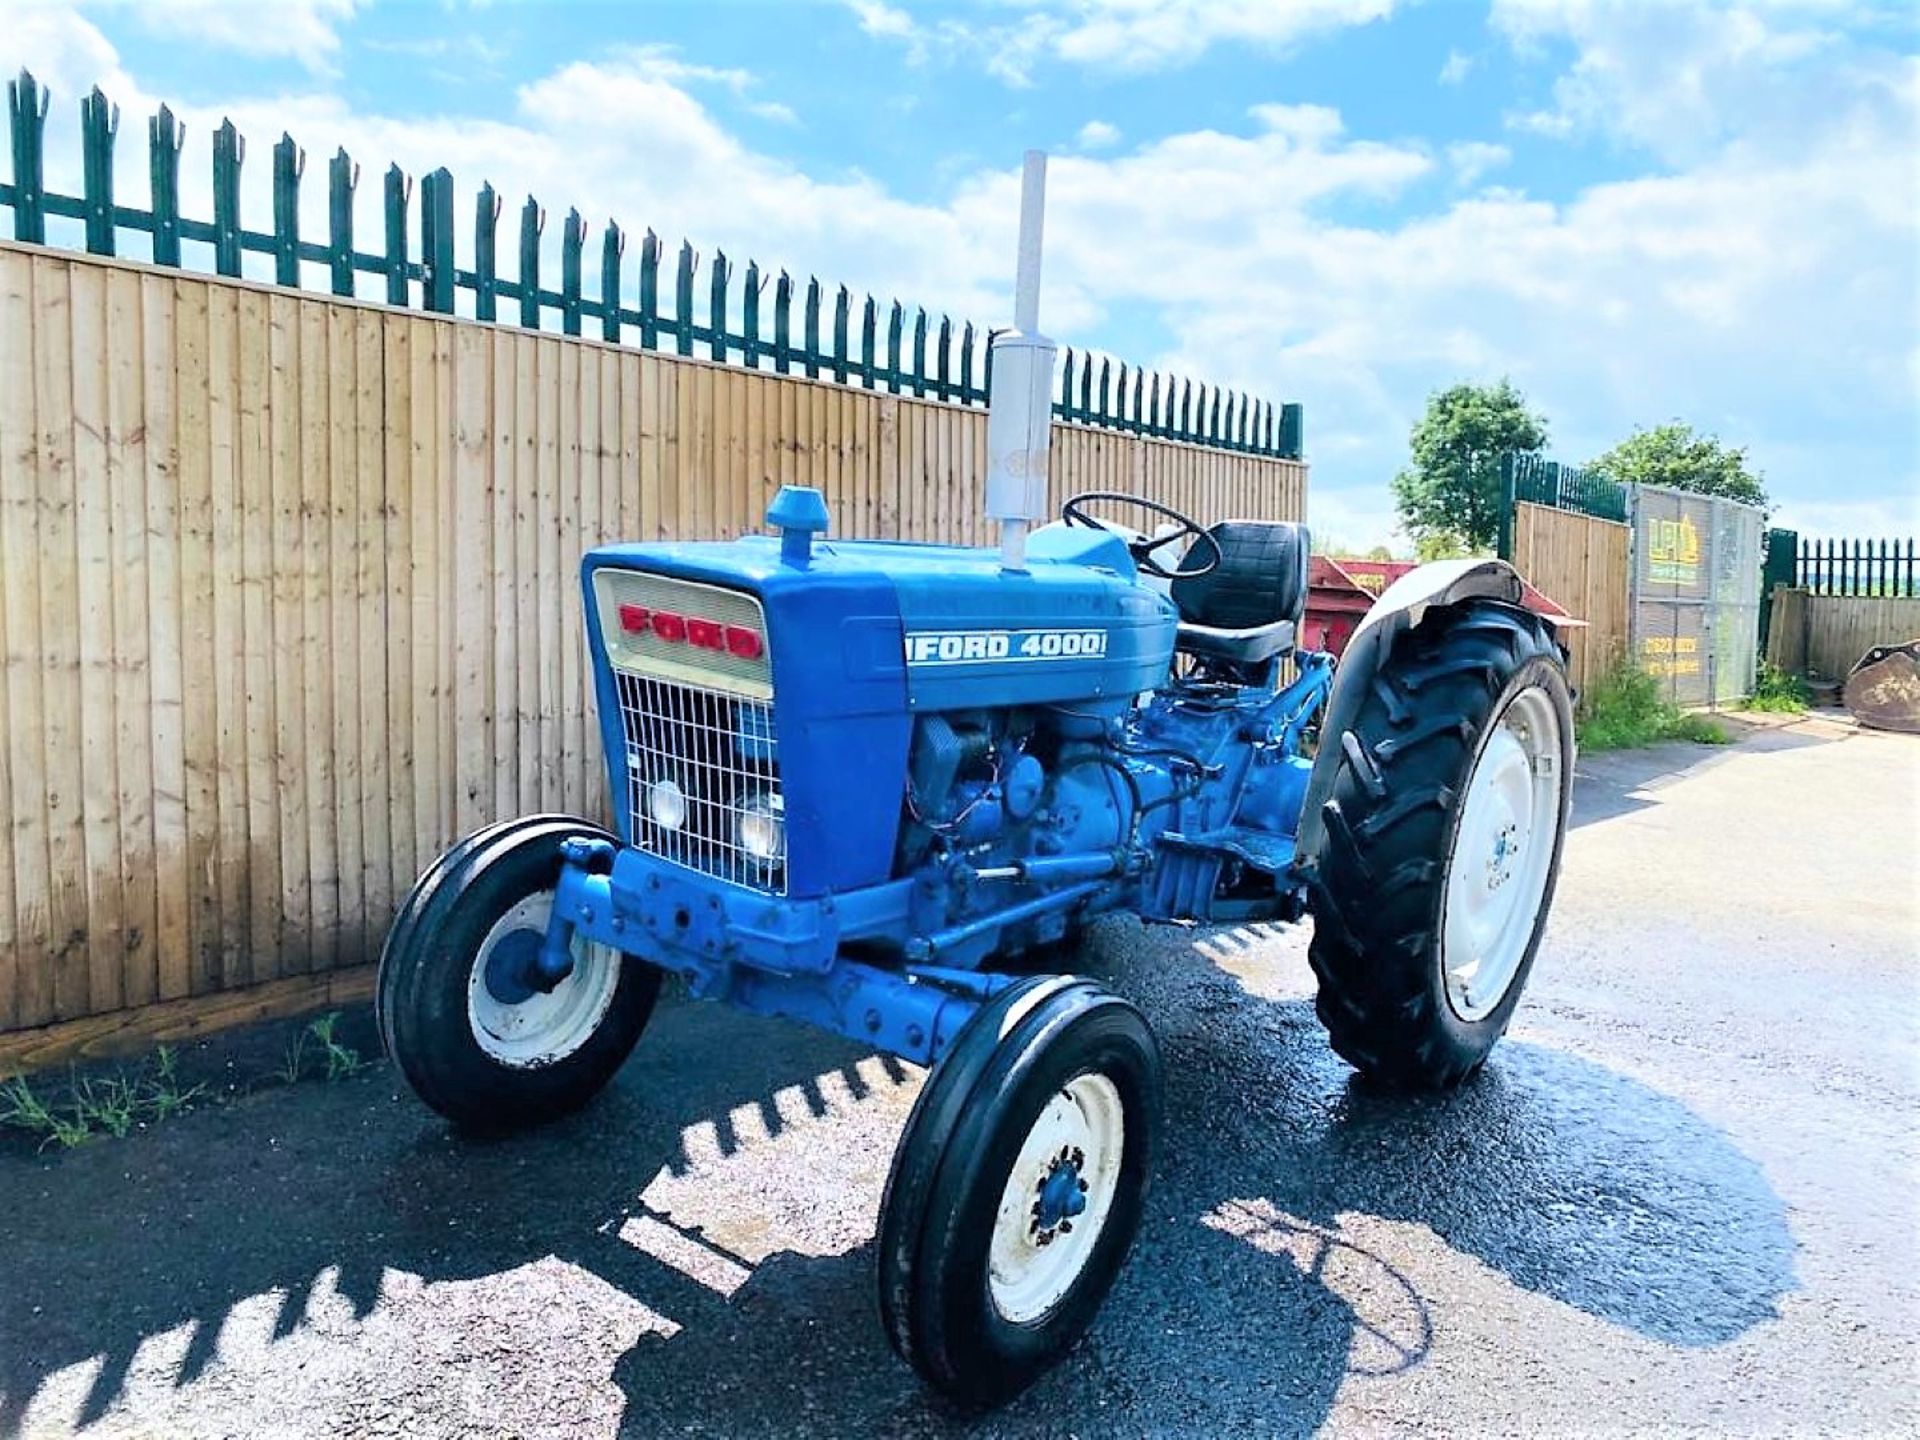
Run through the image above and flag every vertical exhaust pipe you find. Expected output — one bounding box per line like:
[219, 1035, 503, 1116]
[988, 151, 1059, 574]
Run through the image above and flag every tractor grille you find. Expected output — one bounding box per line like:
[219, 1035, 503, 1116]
[615, 670, 785, 894]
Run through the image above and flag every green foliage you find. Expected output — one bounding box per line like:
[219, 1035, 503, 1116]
[1392, 380, 1548, 551]
[0, 1046, 207, 1151]
[1589, 422, 1768, 511]
[283, 1012, 365, 1084]
[1742, 661, 1810, 713]
[1577, 661, 1731, 751]
[1413, 531, 1483, 562]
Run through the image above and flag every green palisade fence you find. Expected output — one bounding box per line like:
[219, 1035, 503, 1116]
[1794, 536, 1919, 598]
[1496, 452, 1629, 559]
[0, 70, 1305, 460]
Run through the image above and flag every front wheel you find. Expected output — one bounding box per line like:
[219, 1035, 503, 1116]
[377, 815, 662, 1132]
[877, 976, 1162, 1403]
[1308, 600, 1574, 1089]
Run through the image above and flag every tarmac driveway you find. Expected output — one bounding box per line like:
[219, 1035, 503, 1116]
[1, 714, 1915, 1437]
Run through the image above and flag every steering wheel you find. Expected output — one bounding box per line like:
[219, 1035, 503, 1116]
[1060, 491, 1222, 581]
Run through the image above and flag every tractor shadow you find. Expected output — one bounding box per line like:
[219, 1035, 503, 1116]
[0, 927, 1795, 1437]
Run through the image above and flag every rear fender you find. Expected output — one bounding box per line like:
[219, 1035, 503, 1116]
[1295, 558, 1527, 867]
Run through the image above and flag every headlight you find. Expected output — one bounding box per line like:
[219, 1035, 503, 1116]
[647, 777, 688, 832]
[737, 793, 785, 864]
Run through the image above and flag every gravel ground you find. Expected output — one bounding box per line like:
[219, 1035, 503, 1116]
[1, 713, 1915, 1438]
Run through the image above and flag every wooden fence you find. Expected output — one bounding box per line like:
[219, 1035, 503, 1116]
[1508, 500, 1631, 702]
[1765, 588, 1920, 681]
[0, 243, 1306, 1061]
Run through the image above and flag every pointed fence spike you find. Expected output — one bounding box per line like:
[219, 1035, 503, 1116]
[600, 219, 624, 342]
[882, 299, 900, 393]
[517, 194, 545, 327]
[803, 276, 822, 379]
[326, 146, 356, 296]
[8, 70, 51, 243]
[475, 183, 503, 323]
[742, 259, 762, 368]
[935, 315, 952, 401]
[1098, 359, 1112, 424]
[212, 119, 246, 277]
[832, 285, 851, 383]
[79, 85, 119, 255]
[1115, 364, 1128, 427]
[638, 229, 660, 348]
[1061, 348, 1077, 421]
[674, 239, 696, 355]
[708, 247, 729, 361]
[1149, 373, 1162, 435]
[960, 322, 977, 402]
[419, 167, 455, 313]
[773, 270, 793, 374]
[381, 162, 410, 303]
[149, 102, 185, 267]
[1079, 351, 1093, 420]
[559, 206, 585, 335]
[270, 132, 303, 286]
[911, 308, 928, 398]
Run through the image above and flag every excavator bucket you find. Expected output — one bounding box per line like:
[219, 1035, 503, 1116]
[1843, 640, 1920, 734]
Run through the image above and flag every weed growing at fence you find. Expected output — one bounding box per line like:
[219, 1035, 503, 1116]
[1578, 661, 1731, 751]
[281, 1012, 366, 1085]
[1742, 662, 1811, 714]
[0, 1047, 208, 1151]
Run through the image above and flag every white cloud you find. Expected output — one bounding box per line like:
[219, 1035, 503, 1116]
[1439, 48, 1474, 84]
[1446, 141, 1512, 186]
[1076, 119, 1122, 151]
[845, 0, 1401, 83]
[84, 0, 360, 69]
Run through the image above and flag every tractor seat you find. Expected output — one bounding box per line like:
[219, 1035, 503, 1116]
[1170, 520, 1312, 666]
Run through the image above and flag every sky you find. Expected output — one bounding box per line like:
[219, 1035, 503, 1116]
[10, 0, 1918, 548]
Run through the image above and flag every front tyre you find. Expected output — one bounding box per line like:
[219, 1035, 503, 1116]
[1308, 601, 1574, 1089]
[878, 977, 1162, 1404]
[377, 815, 662, 1133]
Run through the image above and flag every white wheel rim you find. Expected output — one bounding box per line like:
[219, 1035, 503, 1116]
[1440, 684, 1564, 1022]
[464, 891, 623, 1069]
[987, 1072, 1126, 1324]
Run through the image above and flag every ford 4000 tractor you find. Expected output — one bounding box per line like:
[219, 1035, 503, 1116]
[377, 156, 1575, 1401]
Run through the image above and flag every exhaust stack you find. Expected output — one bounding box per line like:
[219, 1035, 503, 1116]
[988, 151, 1059, 574]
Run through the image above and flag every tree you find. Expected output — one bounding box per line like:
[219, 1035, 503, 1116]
[1391, 380, 1548, 552]
[1589, 423, 1768, 510]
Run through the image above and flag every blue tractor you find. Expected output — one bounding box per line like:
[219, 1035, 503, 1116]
[376, 485, 1575, 1400]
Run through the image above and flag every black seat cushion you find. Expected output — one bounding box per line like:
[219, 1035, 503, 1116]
[1170, 521, 1312, 630]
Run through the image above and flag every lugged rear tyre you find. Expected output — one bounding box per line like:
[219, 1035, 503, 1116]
[1307, 600, 1574, 1089]
[377, 815, 662, 1133]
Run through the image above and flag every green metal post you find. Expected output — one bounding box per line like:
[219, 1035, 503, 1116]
[472, 184, 499, 320]
[1279, 402, 1302, 460]
[271, 133, 302, 286]
[708, 248, 728, 361]
[960, 322, 976, 403]
[212, 120, 245, 277]
[881, 299, 899, 393]
[802, 277, 821, 379]
[79, 86, 118, 255]
[326, 148, 356, 296]
[638, 231, 659, 349]
[518, 196, 543, 327]
[831, 286, 849, 383]
[560, 207, 584, 336]
[673, 240, 694, 356]
[935, 316, 951, 401]
[149, 104, 184, 267]
[911, 308, 928, 397]
[8, 70, 49, 243]
[421, 168, 455, 313]
[382, 164, 410, 304]
[742, 260, 761, 368]
[600, 221, 623, 343]
[773, 271, 792, 374]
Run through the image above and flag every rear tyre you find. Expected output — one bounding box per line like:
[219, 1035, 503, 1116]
[878, 976, 1162, 1404]
[377, 815, 662, 1132]
[1308, 600, 1574, 1089]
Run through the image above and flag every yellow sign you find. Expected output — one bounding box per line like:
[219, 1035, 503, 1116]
[1641, 634, 1701, 676]
[1646, 516, 1701, 584]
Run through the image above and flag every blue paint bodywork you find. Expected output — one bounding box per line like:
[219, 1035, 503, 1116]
[554, 493, 1334, 1068]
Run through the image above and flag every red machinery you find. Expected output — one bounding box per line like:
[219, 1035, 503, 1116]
[1304, 556, 1583, 658]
